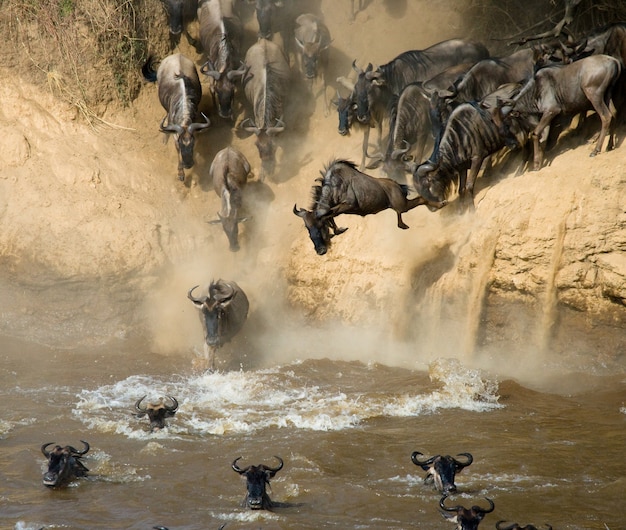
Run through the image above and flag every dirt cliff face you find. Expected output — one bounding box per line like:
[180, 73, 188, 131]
[0, 1, 624, 371]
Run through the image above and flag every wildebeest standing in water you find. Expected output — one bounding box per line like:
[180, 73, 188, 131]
[187, 279, 249, 371]
[411, 451, 473, 493]
[197, 0, 246, 120]
[440, 495, 495, 530]
[208, 146, 251, 251]
[293, 160, 445, 255]
[142, 53, 211, 182]
[41, 440, 90, 488]
[134, 395, 179, 432]
[232, 455, 284, 510]
[241, 38, 290, 181]
[294, 13, 331, 107]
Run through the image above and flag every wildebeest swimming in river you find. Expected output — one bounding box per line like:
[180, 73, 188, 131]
[293, 159, 445, 255]
[232, 456, 294, 510]
[41, 440, 90, 488]
[134, 395, 179, 432]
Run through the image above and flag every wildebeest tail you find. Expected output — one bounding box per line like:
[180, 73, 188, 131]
[142, 56, 159, 82]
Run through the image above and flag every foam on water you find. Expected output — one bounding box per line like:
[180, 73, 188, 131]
[72, 358, 502, 437]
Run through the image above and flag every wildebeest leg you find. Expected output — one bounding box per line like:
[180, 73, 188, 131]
[463, 155, 485, 203]
[328, 217, 348, 235]
[532, 110, 558, 170]
[360, 126, 371, 170]
[586, 91, 614, 156]
[396, 212, 410, 229]
[406, 196, 446, 211]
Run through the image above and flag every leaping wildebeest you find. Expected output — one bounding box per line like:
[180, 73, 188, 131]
[134, 395, 179, 432]
[41, 440, 90, 488]
[293, 159, 445, 255]
[241, 38, 290, 181]
[187, 279, 249, 371]
[208, 146, 251, 251]
[142, 53, 211, 182]
[197, 0, 246, 120]
[232, 456, 284, 510]
[411, 451, 473, 493]
[440, 495, 495, 530]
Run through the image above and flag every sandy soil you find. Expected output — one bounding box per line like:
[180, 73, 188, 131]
[0, 1, 624, 372]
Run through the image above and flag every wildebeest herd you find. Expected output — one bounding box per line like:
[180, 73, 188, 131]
[34, 0, 626, 527]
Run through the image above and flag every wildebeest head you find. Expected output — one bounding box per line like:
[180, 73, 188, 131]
[411, 452, 473, 493]
[242, 118, 284, 180]
[333, 89, 356, 136]
[187, 280, 249, 348]
[496, 522, 553, 530]
[201, 61, 247, 120]
[253, 0, 280, 39]
[41, 440, 90, 488]
[296, 37, 330, 80]
[440, 495, 495, 530]
[134, 395, 179, 432]
[160, 114, 210, 177]
[232, 455, 284, 510]
[352, 61, 376, 124]
[293, 204, 334, 255]
[413, 161, 450, 206]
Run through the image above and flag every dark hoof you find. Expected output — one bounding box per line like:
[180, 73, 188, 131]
[334, 227, 349, 235]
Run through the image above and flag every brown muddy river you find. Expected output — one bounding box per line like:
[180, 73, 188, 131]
[2, 328, 624, 530]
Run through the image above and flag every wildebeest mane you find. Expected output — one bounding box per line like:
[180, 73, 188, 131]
[309, 159, 359, 210]
[260, 60, 289, 128]
[168, 72, 201, 123]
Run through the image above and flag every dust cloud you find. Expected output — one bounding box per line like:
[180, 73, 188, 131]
[1, 1, 624, 386]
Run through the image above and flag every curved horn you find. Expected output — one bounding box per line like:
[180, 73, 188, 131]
[72, 440, 90, 456]
[200, 60, 220, 80]
[227, 65, 247, 81]
[391, 140, 411, 160]
[267, 118, 285, 135]
[188, 113, 211, 134]
[293, 204, 308, 217]
[135, 395, 148, 413]
[266, 456, 284, 473]
[439, 495, 463, 512]
[416, 162, 436, 178]
[41, 442, 55, 458]
[474, 498, 495, 514]
[240, 118, 260, 134]
[495, 522, 519, 530]
[211, 281, 234, 302]
[187, 285, 204, 304]
[351, 59, 363, 75]
[295, 36, 305, 50]
[411, 451, 437, 467]
[454, 452, 473, 468]
[164, 396, 178, 412]
[232, 456, 249, 474]
[159, 116, 183, 135]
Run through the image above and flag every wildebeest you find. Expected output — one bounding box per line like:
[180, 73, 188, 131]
[497, 53, 621, 170]
[197, 0, 245, 120]
[208, 146, 251, 251]
[41, 440, 90, 488]
[440, 495, 495, 530]
[294, 13, 331, 100]
[334, 78, 385, 170]
[411, 451, 473, 493]
[496, 522, 553, 530]
[293, 159, 445, 255]
[142, 54, 211, 182]
[367, 82, 433, 180]
[241, 38, 290, 181]
[413, 83, 524, 207]
[161, 0, 199, 47]
[187, 279, 249, 371]
[352, 39, 490, 126]
[134, 395, 179, 432]
[232, 456, 283, 510]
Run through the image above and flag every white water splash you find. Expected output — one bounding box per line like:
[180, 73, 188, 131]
[73, 359, 502, 437]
